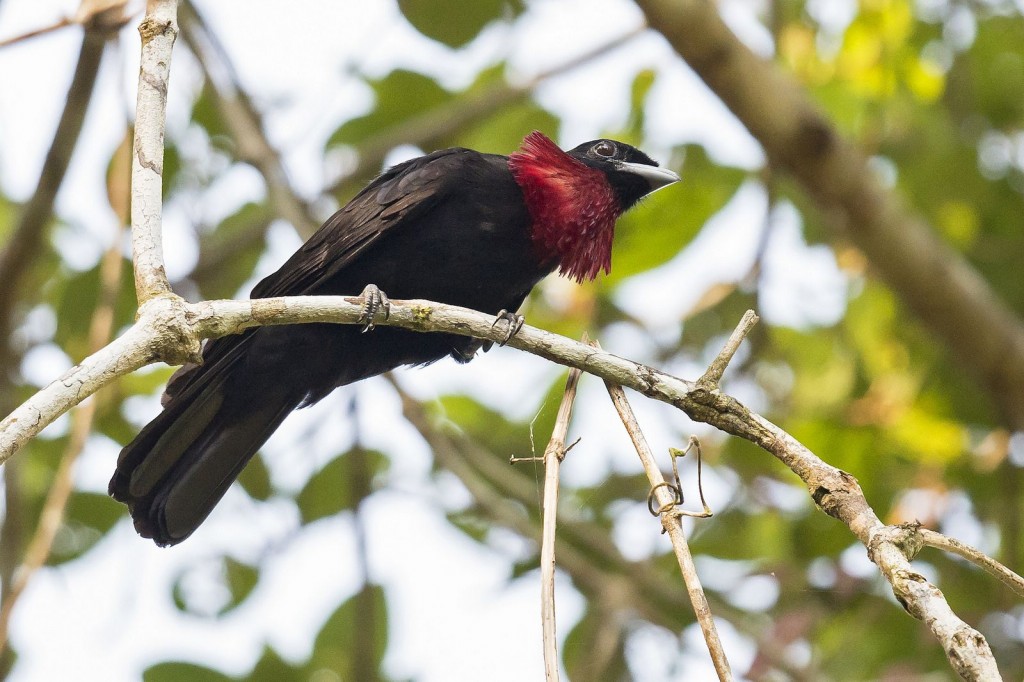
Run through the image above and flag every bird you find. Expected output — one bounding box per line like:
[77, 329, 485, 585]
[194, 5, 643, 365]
[109, 131, 679, 546]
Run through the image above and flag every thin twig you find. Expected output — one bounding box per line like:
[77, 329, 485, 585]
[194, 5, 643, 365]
[131, 0, 179, 304]
[0, 18, 73, 48]
[536, 365, 584, 681]
[604, 381, 731, 681]
[394, 379, 815, 679]
[699, 309, 758, 387]
[919, 528, 1024, 600]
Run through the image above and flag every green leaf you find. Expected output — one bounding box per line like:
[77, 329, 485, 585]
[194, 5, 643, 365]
[948, 16, 1024, 128]
[193, 201, 272, 300]
[144, 662, 231, 682]
[48, 492, 124, 564]
[327, 70, 452, 149]
[297, 449, 390, 524]
[397, 0, 518, 48]
[249, 646, 305, 681]
[237, 452, 273, 501]
[50, 258, 136, 361]
[223, 557, 260, 614]
[309, 583, 390, 679]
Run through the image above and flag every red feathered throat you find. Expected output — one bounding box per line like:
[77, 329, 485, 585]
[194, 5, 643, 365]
[508, 131, 620, 283]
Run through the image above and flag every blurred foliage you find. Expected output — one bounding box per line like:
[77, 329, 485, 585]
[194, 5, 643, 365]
[3, 1, 1024, 681]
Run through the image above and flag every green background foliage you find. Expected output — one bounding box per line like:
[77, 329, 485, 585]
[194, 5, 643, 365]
[1, 0, 1023, 679]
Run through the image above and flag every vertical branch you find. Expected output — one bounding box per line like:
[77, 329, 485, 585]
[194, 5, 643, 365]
[539, 367, 583, 682]
[131, 0, 179, 304]
[604, 382, 732, 682]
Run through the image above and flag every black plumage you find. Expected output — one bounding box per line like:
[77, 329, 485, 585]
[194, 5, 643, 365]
[110, 134, 677, 545]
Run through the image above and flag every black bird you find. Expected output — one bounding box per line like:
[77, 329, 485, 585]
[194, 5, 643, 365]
[110, 131, 679, 545]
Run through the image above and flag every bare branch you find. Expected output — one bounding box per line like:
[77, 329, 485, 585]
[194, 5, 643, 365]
[604, 380, 732, 681]
[699, 309, 758, 387]
[635, 0, 1024, 430]
[0, 291, 1001, 676]
[537, 366, 583, 682]
[919, 528, 1024, 600]
[131, 0, 179, 304]
[0, 292, 203, 466]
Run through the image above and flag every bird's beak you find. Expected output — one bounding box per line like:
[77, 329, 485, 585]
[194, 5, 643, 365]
[615, 160, 681, 192]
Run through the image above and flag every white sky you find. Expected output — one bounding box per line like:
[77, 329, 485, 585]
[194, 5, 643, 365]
[0, 1, 849, 680]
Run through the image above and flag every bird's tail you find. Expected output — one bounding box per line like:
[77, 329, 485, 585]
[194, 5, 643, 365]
[109, 345, 301, 546]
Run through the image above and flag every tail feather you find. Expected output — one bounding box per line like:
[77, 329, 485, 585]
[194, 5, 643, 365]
[110, 343, 301, 546]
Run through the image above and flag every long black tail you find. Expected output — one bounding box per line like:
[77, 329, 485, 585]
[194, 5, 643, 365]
[109, 341, 301, 546]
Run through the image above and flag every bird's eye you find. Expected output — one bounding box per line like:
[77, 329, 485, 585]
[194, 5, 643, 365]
[593, 141, 615, 158]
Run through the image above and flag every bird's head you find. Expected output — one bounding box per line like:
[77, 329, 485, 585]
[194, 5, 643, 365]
[509, 131, 679, 282]
[565, 138, 680, 211]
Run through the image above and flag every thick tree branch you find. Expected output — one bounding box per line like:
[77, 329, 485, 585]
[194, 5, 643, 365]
[634, 0, 1024, 430]
[131, 0, 179, 304]
[0, 293, 1002, 678]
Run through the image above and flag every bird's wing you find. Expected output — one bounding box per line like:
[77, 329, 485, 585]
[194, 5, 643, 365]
[251, 147, 472, 298]
[164, 147, 477, 402]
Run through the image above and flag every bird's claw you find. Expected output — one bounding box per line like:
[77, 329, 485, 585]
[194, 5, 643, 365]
[359, 284, 391, 332]
[490, 309, 525, 346]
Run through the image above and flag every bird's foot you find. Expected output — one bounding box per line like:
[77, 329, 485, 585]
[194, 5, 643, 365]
[358, 284, 391, 332]
[490, 309, 525, 346]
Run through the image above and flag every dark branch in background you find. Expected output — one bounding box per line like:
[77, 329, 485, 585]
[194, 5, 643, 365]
[178, 0, 321, 238]
[0, 29, 107, 365]
[0, 128, 131, 656]
[634, 0, 1024, 431]
[0, 23, 110, 676]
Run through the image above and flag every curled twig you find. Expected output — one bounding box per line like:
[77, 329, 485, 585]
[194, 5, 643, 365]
[604, 380, 732, 681]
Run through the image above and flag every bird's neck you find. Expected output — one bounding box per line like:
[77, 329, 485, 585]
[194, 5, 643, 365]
[508, 132, 620, 283]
